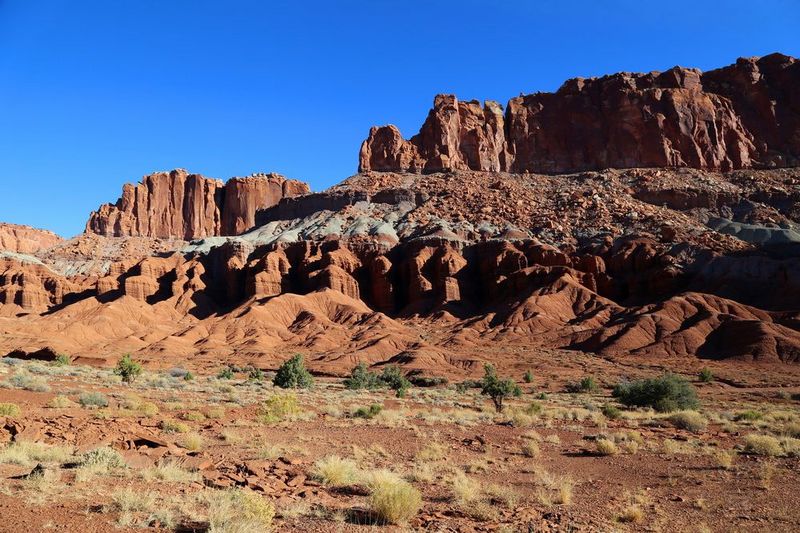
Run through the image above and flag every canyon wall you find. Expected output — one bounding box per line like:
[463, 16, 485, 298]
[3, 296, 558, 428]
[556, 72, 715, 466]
[86, 169, 310, 239]
[360, 53, 799, 174]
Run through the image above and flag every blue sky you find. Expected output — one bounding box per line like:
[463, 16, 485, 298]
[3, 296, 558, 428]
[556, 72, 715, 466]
[1, 0, 798, 237]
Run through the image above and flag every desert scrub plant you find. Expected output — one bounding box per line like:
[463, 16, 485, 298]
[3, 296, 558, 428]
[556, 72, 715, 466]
[416, 441, 448, 462]
[343, 362, 382, 390]
[667, 410, 707, 432]
[137, 401, 159, 417]
[480, 364, 521, 413]
[217, 366, 235, 379]
[0, 402, 20, 417]
[613, 374, 698, 412]
[523, 369, 534, 383]
[180, 433, 204, 451]
[246, 366, 265, 382]
[379, 365, 411, 398]
[521, 440, 540, 457]
[451, 470, 482, 505]
[743, 434, 783, 456]
[76, 446, 127, 480]
[258, 392, 302, 423]
[114, 354, 143, 384]
[699, 367, 714, 383]
[367, 470, 422, 525]
[273, 354, 313, 389]
[79, 391, 109, 408]
[181, 411, 206, 422]
[734, 410, 762, 422]
[141, 463, 200, 483]
[205, 488, 275, 532]
[713, 449, 736, 470]
[352, 403, 383, 419]
[0, 441, 74, 466]
[4, 370, 50, 392]
[311, 455, 360, 487]
[566, 376, 599, 393]
[601, 403, 622, 420]
[595, 438, 618, 456]
[160, 419, 190, 434]
[54, 353, 71, 366]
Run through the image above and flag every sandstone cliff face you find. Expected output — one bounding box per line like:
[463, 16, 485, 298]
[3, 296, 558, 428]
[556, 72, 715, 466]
[0, 223, 63, 254]
[86, 170, 309, 239]
[360, 54, 799, 174]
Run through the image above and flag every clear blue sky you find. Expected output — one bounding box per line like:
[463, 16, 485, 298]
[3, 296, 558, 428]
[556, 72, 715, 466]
[1, 0, 798, 237]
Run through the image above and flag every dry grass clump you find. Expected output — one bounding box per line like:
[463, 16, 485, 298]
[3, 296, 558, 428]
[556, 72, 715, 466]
[2, 370, 51, 392]
[667, 410, 708, 432]
[713, 449, 736, 470]
[46, 395, 76, 409]
[258, 393, 306, 424]
[521, 440, 540, 457]
[595, 438, 618, 456]
[311, 456, 360, 487]
[617, 491, 650, 523]
[533, 467, 574, 506]
[76, 446, 127, 481]
[141, 463, 200, 483]
[180, 433, 205, 451]
[367, 469, 422, 525]
[181, 411, 206, 422]
[743, 434, 783, 456]
[0, 402, 21, 417]
[0, 441, 74, 466]
[416, 441, 448, 462]
[137, 401, 159, 417]
[204, 488, 275, 532]
[160, 420, 190, 434]
[451, 470, 482, 505]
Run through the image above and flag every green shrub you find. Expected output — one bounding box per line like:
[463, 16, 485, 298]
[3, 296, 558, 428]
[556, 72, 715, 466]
[523, 401, 542, 415]
[699, 368, 714, 383]
[455, 380, 482, 393]
[735, 410, 762, 422]
[566, 376, 599, 393]
[114, 354, 142, 384]
[523, 370, 534, 384]
[480, 364, 521, 413]
[79, 391, 109, 408]
[353, 403, 383, 419]
[258, 393, 301, 423]
[247, 367, 265, 382]
[601, 404, 622, 420]
[273, 355, 313, 389]
[183, 371, 194, 381]
[54, 354, 71, 366]
[612, 374, 699, 412]
[0, 403, 21, 417]
[407, 372, 448, 387]
[343, 362, 382, 390]
[217, 366, 235, 380]
[379, 365, 410, 398]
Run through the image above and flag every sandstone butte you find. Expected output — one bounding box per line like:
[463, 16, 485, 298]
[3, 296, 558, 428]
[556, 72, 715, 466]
[85, 169, 310, 239]
[1, 53, 799, 376]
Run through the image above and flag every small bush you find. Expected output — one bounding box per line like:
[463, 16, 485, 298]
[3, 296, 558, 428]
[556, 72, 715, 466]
[247, 366, 265, 382]
[312, 455, 359, 487]
[258, 393, 301, 423]
[343, 362, 382, 390]
[217, 366, 235, 379]
[451, 471, 481, 505]
[138, 402, 159, 417]
[735, 410, 762, 422]
[407, 372, 448, 387]
[566, 376, 599, 393]
[667, 410, 707, 432]
[523, 370, 534, 384]
[379, 365, 411, 398]
[0, 403, 21, 417]
[180, 433, 204, 451]
[699, 368, 714, 383]
[7, 371, 50, 392]
[79, 391, 108, 408]
[369, 472, 422, 524]
[601, 404, 622, 420]
[595, 438, 618, 456]
[54, 354, 71, 366]
[713, 449, 736, 470]
[613, 374, 699, 412]
[480, 364, 522, 413]
[114, 354, 142, 384]
[743, 434, 782, 456]
[353, 403, 383, 419]
[273, 355, 313, 389]
[455, 379, 482, 393]
[181, 411, 206, 422]
[183, 371, 194, 381]
[79, 447, 126, 469]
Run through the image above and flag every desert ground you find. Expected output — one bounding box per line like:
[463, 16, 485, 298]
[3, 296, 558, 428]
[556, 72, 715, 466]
[1, 346, 799, 532]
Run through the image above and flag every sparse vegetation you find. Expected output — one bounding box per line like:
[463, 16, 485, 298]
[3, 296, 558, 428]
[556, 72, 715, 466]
[217, 366, 235, 379]
[273, 354, 314, 389]
[368, 470, 422, 524]
[114, 354, 142, 384]
[613, 374, 699, 412]
[743, 434, 783, 456]
[480, 364, 522, 413]
[258, 392, 302, 423]
[566, 376, 599, 393]
[699, 367, 714, 383]
[79, 391, 109, 408]
[353, 403, 383, 419]
[205, 488, 275, 532]
[0, 402, 21, 417]
[523, 369, 534, 383]
[667, 410, 707, 432]
[312, 456, 360, 487]
[343, 362, 382, 390]
[379, 365, 411, 398]
[54, 354, 71, 366]
[596, 438, 618, 456]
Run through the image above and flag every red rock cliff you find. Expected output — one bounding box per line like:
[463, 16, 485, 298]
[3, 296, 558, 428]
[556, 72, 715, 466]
[360, 53, 799, 174]
[0, 223, 63, 254]
[86, 169, 309, 239]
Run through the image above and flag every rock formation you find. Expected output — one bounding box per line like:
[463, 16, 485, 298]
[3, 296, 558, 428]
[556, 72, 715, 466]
[0, 223, 63, 254]
[360, 53, 799, 174]
[86, 169, 309, 239]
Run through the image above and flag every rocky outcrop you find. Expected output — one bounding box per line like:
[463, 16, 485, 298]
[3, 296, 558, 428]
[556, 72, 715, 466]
[86, 170, 309, 239]
[0, 224, 63, 254]
[360, 53, 799, 174]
